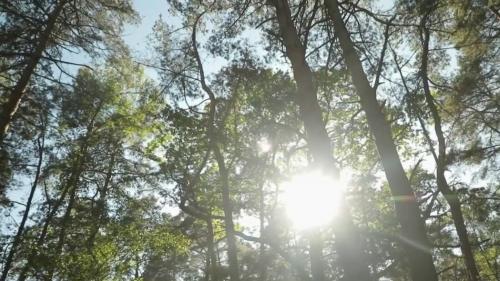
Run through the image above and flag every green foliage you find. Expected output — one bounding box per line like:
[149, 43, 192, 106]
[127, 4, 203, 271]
[1, 1, 498, 281]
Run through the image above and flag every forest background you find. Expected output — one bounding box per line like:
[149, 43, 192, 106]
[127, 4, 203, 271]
[0, 0, 498, 281]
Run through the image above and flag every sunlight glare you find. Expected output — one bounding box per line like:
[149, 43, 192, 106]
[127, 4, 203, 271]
[281, 170, 344, 230]
[257, 137, 272, 153]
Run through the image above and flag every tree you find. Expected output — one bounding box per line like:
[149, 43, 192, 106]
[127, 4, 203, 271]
[269, 1, 371, 280]
[323, 1, 439, 280]
[0, 0, 137, 196]
[1, 1, 498, 280]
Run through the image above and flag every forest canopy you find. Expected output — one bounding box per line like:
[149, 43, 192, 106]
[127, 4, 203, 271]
[0, 0, 499, 281]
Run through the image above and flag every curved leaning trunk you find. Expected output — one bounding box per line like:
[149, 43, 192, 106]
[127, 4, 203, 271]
[17, 144, 87, 281]
[18, 102, 100, 281]
[191, 14, 240, 281]
[323, 1, 439, 281]
[271, 1, 372, 280]
[0, 135, 44, 281]
[420, 26, 480, 281]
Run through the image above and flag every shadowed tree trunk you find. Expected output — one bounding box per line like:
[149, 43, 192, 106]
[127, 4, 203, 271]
[308, 231, 326, 281]
[258, 182, 268, 281]
[0, 0, 67, 141]
[324, 1, 438, 281]
[87, 149, 116, 250]
[192, 13, 240, 281]
[419, 23, 480, 281]
[0, 133, 45, 281]
[271, 1, 372, 280]
[213, 146, 240, 281]
[17, 141, 88, 281]
[17, 182, 70, 281]
[17, 101, 101, 281]
[206, 217, 220, 281]
[45, 180, 78, 281]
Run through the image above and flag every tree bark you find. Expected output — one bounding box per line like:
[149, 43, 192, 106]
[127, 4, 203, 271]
[258, 182, 268, 281]
[324, 1, 439, 281]
[87, 150, 116, 250]
[420, 26, 480, 281]
[17, 144, 87, 281]
[308, 231, 326, 281]
[271, 1, 372, 280]
[45, 181, 78, 281]
[17, 182, 70, 281]
[213, 146, 240, 281]
[0, 0, 67, 141]
[0, 134, 44, 281]
[206, 218, 220, 281]
[192, 14, 240, 281]
[17, 102, 100, 281]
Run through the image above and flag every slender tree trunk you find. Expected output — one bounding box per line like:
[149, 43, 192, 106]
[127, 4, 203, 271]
[17, 89, 101, 281]
[0, 0, 66, 141]
[17, 137, 92, 281]
[324, 1, 438, 281]
[420, 26, 480, 281]
[45, 183, 78, 281]
[16, 183, 70, 281]
[0, 134, 44, 281]
[191, 14, 240, 281]
[271, 1, 371, 280]
[258, 182, 268, 281]
[43, 107, 104, 280]
[308, 231, 326, 281]
[87, 151, 116, 250]
[207, 217, 220, 281]
[213, 146, 240, 281]
[16, 160, 82, 281]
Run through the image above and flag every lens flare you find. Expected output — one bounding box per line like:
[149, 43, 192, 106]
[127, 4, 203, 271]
[281, 170, 344, 230]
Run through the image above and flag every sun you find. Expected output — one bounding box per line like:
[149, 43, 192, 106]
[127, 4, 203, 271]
[281, 170, 345, 230]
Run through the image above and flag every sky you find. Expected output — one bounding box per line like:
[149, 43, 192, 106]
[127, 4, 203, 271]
[58, 0, 397, 81]
[124, 0, 170, 56]
[124, 0, 396, 44]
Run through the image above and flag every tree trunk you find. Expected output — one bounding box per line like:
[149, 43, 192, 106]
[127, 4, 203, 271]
[17, 182, 71, 281]
[191, 14, 240, 281]
[17, 155, 84, 281]
[324, 1, 439, 281]
[258, 182, 268, 281]
[45, 182, 78, 281]
[0, 0, 67, 141]
[43, 102, 104, 280]
[0, 134, 44, 281]
[420, 26, 480, 281]
[271, 1, 372, 280]
[207, 217, 220, 281]
[213, 146, 240, 281]
[308, 231, 326, 281]
[17, 121, 96, 281]
[87, 151, 116, 250]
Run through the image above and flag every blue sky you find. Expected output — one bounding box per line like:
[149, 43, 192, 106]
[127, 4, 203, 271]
[124, 0, 171, 56]
[59, 0, 170, 79]
[59, 0, 397, 80]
